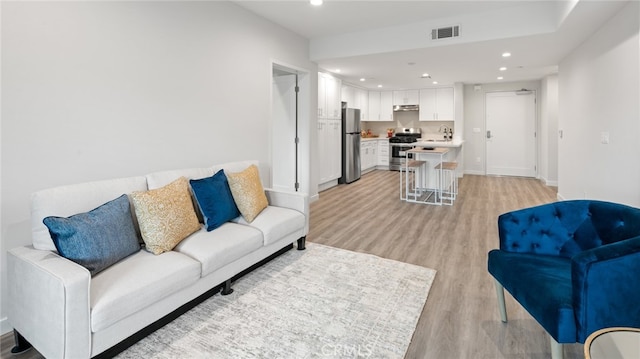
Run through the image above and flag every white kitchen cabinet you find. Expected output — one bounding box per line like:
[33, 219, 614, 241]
[341, 85, 368, 121]
[377, 139, 389, 166]
[355, 88, 368, 121]
[380, 91, 394, 121]
[393, 90, 419, 106]
[368, 91, 381, 121]
[318, 72, 341, 120]
[360, 140, 378, 172]
[367, 91, 393, 122]
[419, 87, 454, 121]
[318, 118, 342, 184]
[341, 85, 355, 109]
[329, 119, 342, 180]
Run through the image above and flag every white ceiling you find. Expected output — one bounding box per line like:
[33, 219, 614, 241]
[235, 0, 629, 90]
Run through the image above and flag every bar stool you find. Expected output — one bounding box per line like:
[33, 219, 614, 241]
[434, 161, 458, 205]
[400, 160, 426, 201]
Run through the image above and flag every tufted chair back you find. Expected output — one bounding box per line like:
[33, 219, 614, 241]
[498, 200, 640, 258]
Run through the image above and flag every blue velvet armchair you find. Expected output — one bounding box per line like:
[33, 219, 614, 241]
[487, 200, 640, 359]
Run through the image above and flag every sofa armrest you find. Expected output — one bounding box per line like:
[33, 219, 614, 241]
[571, 236, 640, 342]
[7, 246, 91, 359]
[264, 189, 309, 235]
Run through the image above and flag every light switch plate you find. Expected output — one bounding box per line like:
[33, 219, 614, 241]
[601, 132, 610, 144]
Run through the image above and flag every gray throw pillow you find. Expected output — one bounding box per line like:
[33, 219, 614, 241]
[43, 194, 141, 276]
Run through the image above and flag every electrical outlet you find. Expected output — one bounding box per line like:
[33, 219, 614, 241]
[601, 132, 610, 144]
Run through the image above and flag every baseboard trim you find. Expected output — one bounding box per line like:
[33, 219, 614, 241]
[310, 193, 319, 203]
[557, 193, 566, 201]
[1, 316, 12, 336]
[539, 176, 558, 187]
[464, 170, 485, 176]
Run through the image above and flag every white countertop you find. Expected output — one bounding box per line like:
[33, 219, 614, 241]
[361, 137, 389, 142]
[414, 139, 464, 148]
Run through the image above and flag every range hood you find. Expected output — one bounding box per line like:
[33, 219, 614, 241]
[393, 104, 419, 112]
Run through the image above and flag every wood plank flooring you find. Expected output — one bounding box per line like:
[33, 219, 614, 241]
[1, 171, 583, 358]
[309, 171, 583, 359]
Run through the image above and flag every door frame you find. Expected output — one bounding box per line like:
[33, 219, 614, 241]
[484, 90, 538, 177]
[270, 60, 311, 195]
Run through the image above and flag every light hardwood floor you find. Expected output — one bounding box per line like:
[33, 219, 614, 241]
[1, 171, 583, 358]
[308, 170, 582, 359]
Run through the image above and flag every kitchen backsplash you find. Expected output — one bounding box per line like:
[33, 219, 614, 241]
[362, 111, 454, 140]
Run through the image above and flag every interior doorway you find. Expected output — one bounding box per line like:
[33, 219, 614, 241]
[271, 63, 310, 194]
[486, 90, 537, 177]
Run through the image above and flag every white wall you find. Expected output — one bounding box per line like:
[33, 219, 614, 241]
[557, 1, 639, 205]
[540, 75, 559, 186]
[463, 80, 542, 175]
[0, 1, 317, 333]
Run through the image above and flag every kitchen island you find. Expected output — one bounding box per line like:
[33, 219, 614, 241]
[401, 147, 448, 205]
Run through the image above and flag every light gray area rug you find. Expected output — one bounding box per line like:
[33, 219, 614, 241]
[117, 243, 436, 359]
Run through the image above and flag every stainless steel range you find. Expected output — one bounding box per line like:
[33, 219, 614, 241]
[389, 128, 421, 171]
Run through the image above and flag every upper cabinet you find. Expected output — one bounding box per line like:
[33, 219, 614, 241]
[318, 72, 342, 120]
[366, 91, 394, 122]
[393, 90, 419, 106]
[341, 85, 354, 109]
[368, 91, 380, 121]
[419, 87, 454, 121]
[341, 84, 368, 121]
[380, 91, 394, 121]
[355, 88, 368, 121]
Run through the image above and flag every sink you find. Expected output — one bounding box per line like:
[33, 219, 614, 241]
[426, 139, 449, 142]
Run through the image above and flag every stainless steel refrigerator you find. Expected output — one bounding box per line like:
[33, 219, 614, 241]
[339, 104, 361, 184]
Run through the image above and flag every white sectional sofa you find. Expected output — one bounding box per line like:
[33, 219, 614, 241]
[7, 160, 308, 358]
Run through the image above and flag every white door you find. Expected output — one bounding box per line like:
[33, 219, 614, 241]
[272, 74, 297, 191]
[486, 91, 536, 177]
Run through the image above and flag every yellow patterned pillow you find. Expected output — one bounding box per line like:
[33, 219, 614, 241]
[131, 177, 201, 255]
[226, 165, 268, 223]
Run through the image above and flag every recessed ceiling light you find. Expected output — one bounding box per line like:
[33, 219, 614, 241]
[432, 81, 438, 85]
[421, 73, 430, 78]
[359, 78, 366, 82]
[499, 67, 507, 71]
[310, 0, 323, 6]
[377, 85, 383, 88]
[497, 76, 504, 80]
[334, 69, 341, 73]
[502, 52, 511, 57]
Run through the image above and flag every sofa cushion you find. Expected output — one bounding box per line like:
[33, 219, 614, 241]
[31, 176, 148, 252]
[174, 223, 263, 277]
[43, 194, 141, 276]
[232, 206, 305, 246]
[226, 164, 268, 223]
[488, 250, 576, 342]
[131, 177, 201, 255]
[90, 250, 200, 332]
[190, 170, 240, 231]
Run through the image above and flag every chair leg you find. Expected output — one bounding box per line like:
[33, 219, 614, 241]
[493, 279, 508, 322]
[550, 336, 563, 359]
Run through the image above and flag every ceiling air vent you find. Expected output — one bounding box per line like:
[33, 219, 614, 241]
[431, 25, 460, 40]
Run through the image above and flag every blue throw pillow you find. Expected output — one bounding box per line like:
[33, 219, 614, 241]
[190, 170, 241, 231]
[43, 194, 141, 276]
